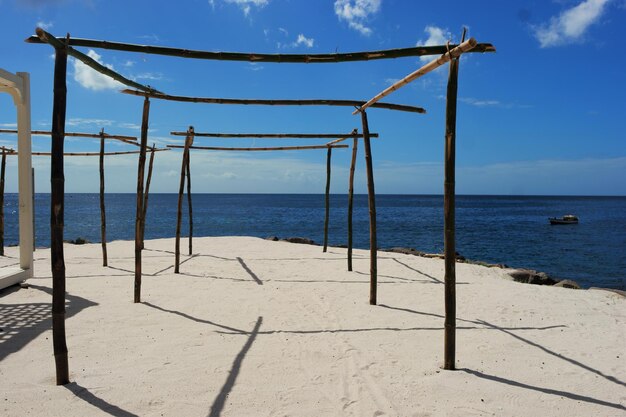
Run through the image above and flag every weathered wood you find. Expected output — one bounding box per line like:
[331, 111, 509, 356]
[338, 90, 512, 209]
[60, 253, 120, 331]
[51, 41, 69, 385]
[9, 149, 168, 157]
[360, 110, 378, 305]
[186, 145, 193, 256]
[167, 144, 348, 152]
[170, 132, 379, 138]
[0, 129, 137, 142]
[175, 128, 193, 273]
[323, 147, 332, 252]
[34, 28, 158, 93]
[123, 90, 425, 114]
[26, 34, 496, 62]
[134, 97, 150, 303]
[354, 38, 478, 114]
[141, 145, 156, 250]
[443, 51, 461, 371]
[0, 149, 6, 256]
[99, 130, 107, 266]
[347, 137, 358, 271]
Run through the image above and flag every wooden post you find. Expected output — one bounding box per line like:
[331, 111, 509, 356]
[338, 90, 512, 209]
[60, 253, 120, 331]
[443, 46, 461, 371]
[175, 127, 193, 273]
[98, 129, 107, 266]
[0, 149, 5, 256]
[360, 110, 377, 305]
[347, 137, 358, 271]
[323, 147, 332, 252]
[134, 97, 150, 303]
[186, 147, 193, 255]
[51, 40, 69, 385]
[141, 144, 156, 250]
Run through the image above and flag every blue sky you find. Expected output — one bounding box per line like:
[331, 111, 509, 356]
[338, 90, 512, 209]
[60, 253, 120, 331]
[1, 0, 625, 195]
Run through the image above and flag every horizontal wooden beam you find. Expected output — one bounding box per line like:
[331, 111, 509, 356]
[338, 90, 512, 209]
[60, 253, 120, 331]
[32, 28, 159, 93]
[25, 34, 495, 63]
[169, 131, 379, 139]
[355, 38, 479, 114]
[121, 90, 425, 114]
[9, 149, 169, 157]
[168, 144, 349, 152]
[0, 128, 138, 142]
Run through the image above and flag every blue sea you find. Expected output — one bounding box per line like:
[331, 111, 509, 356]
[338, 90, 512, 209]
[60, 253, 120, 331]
[3, 194, 625, 290]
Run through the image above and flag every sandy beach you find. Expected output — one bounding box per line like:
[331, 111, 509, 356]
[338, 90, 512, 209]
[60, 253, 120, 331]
[0, 236, 624, 416]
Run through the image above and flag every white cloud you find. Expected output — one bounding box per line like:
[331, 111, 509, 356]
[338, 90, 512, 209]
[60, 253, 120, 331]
[123, 60, 135, 67]
[0, 123, 18, 128]
[73, 50, 124, 91]
[36, 20, 53, 30]
[416, 25, 451, 62]
[295, 34, 314, 48]
[278, 27, 288, 36]
[222, 0, 269, 16]
[134, 72, 163, 81]
[334, 0, 381, 36]
[533, 0, 610, 47]
[67, 118, 114, 127]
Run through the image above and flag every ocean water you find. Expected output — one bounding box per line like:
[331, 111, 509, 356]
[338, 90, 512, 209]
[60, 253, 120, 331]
[2, 193, 625, 290]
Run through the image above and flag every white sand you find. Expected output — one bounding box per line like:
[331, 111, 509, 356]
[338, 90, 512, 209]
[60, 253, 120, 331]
[0, 236, 624, 416]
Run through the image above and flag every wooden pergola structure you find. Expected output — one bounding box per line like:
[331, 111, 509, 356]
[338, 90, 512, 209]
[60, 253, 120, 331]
[27, 27, 495, 384]
[167, 127, 380, 273]
[0, 128, 169, 265]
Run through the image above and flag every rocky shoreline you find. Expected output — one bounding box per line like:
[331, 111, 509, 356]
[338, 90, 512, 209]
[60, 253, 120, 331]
[265, 236, 603, 292]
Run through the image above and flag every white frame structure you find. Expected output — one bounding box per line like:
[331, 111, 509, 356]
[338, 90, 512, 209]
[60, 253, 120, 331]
[0, 68, 34, 288]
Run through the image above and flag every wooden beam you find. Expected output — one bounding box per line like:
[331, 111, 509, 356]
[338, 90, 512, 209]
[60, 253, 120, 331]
[354, 38, 478, 114]
[99, 130, 107, 267]
[323, 147, 332, 253]
[186, 145, 193, 256]
[8, 149, 168, 156]
[168, 144, 348, 151]
[170, 131, 379, 138]
[347, 137, 358, 271]
[141, 145, 156, 250]
[134, 97, 150, 303]
[175, 128, 193, 273]
[122, 90, 425, 114]
[33, 28, 158, 93]
[360, 110, 378, 305]
[443, 49, 461, 371]
[26, 34, 495, 62]
[50, 40, 69, 386]
[0, 129, 137, 142]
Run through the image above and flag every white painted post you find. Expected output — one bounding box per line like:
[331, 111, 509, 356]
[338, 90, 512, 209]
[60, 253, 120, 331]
[17, 72, 34, 272]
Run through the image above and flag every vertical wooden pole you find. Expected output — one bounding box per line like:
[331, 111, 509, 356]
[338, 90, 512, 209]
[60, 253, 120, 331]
[0, 149, 5, 256]
[360, 110, 378, 305]
[141, 144, 156, 250]
[347, 136, 358, 271]
[134, 97, 150, 303]
[186, 147, 193, 255]
[99, 129, 107, 266]
[51, 41, 69, 385]
[443, 49, 460, 371]
[175, 127, 193, 273]
[323, 147, 332, 252]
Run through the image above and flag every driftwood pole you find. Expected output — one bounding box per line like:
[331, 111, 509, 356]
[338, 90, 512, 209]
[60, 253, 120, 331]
[0, 149, 5, 256]
[323, 147, 332, 252]
[443, 41, 462, 371]
[98, 129, 107, 266]
[186, 147, 193, 255]
[51, 39, 69, 385]
[347, 137, 358, 271]
[360, 110, 378, 305]
[141, 144, 156, 249]
[175, 127, 193, 273]
[134, 97, 150, 303]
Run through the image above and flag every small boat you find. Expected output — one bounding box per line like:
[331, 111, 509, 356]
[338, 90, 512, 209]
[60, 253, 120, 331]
[549, 215, 579, 225]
